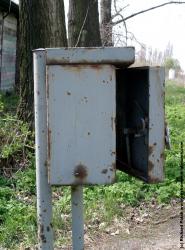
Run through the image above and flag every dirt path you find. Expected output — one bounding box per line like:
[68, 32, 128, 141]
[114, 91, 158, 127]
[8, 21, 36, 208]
[86, 202, 182, 250]
[88, 216, 180, 249]
[59, 201, 183, 250]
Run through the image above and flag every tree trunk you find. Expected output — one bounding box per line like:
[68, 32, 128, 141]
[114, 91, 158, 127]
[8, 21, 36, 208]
[15, 16, 20, 93]
[18, 0, 67, 124]
[100, 0, 112, 46]
[68, 0, 102, 47]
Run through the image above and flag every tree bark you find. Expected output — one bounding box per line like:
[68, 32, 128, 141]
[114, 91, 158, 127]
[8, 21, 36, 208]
[100, 0, 112, 46]
[18, 0, 67, 124]
[15, 15, 19, 93]
[68, 0, 102, 47]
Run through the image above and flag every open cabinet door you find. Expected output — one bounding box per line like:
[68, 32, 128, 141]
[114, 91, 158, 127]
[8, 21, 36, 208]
[116, 67, 165, 183]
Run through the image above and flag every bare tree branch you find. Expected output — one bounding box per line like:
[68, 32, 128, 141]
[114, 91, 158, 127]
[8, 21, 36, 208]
[113, 1, 185, 26]
[129, 32, 145, 47]
[75, 3, 90, 47]
[111, 4, 129, 19]
[113, 0, 128, 45]
[113, 30, 145, 48]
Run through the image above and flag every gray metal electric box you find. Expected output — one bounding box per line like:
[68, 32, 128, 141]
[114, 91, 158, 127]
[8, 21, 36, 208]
[46, 47, 135, 186]
[35, 47, 165, 186]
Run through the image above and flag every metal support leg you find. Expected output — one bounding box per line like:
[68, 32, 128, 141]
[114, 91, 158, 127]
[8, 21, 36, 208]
[71, 186, 84, 250]
[34, 50, 53, 249]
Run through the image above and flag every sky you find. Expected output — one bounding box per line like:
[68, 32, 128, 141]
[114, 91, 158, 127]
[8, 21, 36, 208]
[119, 0, 185, 71]
[13, 0, 185, 71]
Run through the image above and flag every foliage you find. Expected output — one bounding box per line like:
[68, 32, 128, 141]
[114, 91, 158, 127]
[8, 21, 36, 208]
[0, 91, 36, 248]
[164, 57, 181, 71]
[0, 81, 185, 248]
[0, 92, 34, 176]
[0, 168, 37, 249]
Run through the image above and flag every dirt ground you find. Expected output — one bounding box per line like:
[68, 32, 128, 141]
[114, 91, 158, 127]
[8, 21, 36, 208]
[86, 201, 182, 250]
[60, 200, 184, 250]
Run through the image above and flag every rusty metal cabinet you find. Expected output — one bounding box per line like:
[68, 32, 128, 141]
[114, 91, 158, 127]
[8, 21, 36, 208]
[34, 47, 165, 186]
[45, 47, 135, 186]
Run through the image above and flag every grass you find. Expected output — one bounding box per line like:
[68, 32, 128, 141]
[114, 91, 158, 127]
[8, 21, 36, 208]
[0, 80, 185, 248]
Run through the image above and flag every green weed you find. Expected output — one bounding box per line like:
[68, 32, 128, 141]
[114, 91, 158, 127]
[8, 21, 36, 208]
[0, 92, 34, 176]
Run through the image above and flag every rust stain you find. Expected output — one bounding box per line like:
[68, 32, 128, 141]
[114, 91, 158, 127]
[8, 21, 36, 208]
[148, 145, 154, 156]
[148, 176, 161, 184]
[88, 64, 104, 71]
[112, 162, 116, 169]
[60, 64, 104, 72]
[46, 71, 49, 99]
[111, 117, 116, 131]
[64, 64, 83, 70]
[74, 164, 87, 179]
[47, 59, 134, 66]
[160, 151, 165, 165]
[108, 162, 116, 173]
[111, 173, 116, 183]
[148, 142, 157, 156]
[160, 152, 164, 159]
[148, 160, 154, 172]
[101, 169, 108, 174]
[148, 160, 155, 183]
[111, 117, 113, 130]
[83, 47, 97, 50]
[111, 151, 116, 156]
[48, 129, 51, 161]
[47, 58, 70, 65]
[148, 160, 162, 183]
[40, 224, 44, 234]
[39, 224, 46, 243]
[40, 234, 46, 243]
